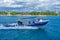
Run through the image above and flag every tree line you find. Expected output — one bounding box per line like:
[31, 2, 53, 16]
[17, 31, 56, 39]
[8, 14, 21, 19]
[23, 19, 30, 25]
[0, 11, 60, 16]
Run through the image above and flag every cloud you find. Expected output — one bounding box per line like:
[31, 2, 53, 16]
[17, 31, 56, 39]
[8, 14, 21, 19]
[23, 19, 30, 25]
[6, 5, 23, 8]
[0, 0, 23, 8]
[0, 0, 60, 12]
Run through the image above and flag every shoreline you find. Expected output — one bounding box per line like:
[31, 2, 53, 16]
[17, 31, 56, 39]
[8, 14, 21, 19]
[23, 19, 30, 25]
[0, 15, 60, 16]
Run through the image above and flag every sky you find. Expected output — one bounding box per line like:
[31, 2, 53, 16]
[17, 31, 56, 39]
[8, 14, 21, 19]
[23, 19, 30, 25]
[0, 0, 60, 12]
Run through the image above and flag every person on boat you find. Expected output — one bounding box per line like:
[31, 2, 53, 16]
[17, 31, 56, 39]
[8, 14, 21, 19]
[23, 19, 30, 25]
[18, 20, 23, 25]
[38, 18, 40, 22]
[28, 21, 35, 24]
[33, 21, 35, 23]
[38, 18, 42, 22]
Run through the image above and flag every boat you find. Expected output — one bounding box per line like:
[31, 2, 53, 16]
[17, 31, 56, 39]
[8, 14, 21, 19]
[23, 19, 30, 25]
[4, 20, 48, 27]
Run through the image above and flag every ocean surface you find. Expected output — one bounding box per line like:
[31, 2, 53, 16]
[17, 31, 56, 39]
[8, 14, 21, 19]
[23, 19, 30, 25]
[0, 16, 60, 40]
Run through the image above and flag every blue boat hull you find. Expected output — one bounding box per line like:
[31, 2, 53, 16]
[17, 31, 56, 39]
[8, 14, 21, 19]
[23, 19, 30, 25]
[26, 21, 48, 26]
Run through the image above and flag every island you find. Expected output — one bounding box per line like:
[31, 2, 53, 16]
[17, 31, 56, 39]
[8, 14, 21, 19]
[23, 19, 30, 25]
[0, 10, 60, 16]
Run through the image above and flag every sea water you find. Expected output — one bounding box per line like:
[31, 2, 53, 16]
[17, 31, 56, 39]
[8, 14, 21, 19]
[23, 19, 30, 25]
[0, 16, 60, 40]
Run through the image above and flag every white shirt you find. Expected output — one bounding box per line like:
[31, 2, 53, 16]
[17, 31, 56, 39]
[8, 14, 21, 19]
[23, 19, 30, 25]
[38, 19, 43, 22]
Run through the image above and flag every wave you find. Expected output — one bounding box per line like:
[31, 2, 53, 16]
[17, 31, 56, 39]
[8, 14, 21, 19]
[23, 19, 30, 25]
[0, 24, 38, 29]
[0, 27, 39, 29]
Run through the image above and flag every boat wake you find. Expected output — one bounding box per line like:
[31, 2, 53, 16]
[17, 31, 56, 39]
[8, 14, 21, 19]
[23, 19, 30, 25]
[0, 24, 39, 29]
